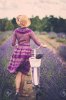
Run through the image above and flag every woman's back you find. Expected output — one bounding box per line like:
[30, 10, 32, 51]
[13, 27, 31, 45]
[13, 27, 41, 46]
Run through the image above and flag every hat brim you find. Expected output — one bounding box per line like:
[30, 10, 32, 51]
[16, 15, 31, 27]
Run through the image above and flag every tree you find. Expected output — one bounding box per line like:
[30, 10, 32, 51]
[11, 18, 18, 29]
[41, 16, 50, 32]
[0, 18, 8, 31]
[30, 16, 42, 31]
[5, 21, 14, 30]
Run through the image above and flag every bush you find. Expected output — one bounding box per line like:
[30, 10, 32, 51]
[57, 33, 66, 39]
[56, 38, 66, 43]
[48, 32, 57, 39]
[58, 45, 66, 61]
[40, 31, 48, 35]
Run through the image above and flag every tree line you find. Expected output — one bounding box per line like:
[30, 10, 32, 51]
[0, 15, 66, 33]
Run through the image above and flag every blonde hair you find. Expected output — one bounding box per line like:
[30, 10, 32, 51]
[16, 15, 31, 27]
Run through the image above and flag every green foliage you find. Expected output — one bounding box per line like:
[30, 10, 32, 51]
[0, 15, 66, 33]
[0, 31, 12, 45]
[30, 16, 42, 31]
[58, 45, 66, 61]
[0, 18, 8, 31]
[48, 32, 57, 39]
[56, 38, 66, 43]
[0, 32, 2, 34]
[30, 15, 66, 33]
[41, 16, 50, 32]
[11, 18, 18, 29]
[35, 31, 40, 35]
[40, 31, 48, 35]
[0, 38, 6, 45]
[5, 21, 14, 30]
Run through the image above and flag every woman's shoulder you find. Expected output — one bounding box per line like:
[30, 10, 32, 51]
[13, 27, 20, 33]
[27, 28, 34, 34]
[13, 27, 34, 35]
[26, 28, 33, 32]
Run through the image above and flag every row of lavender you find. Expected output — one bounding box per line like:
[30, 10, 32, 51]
[39, 47, 66, 100]
[30, 40, 66, 100]
[0, 36, 15, 89]
[41, 32, 66, 39]
[41, 32, 66, 61]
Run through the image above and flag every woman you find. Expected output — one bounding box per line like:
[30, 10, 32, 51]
[7, 15, 46, 99]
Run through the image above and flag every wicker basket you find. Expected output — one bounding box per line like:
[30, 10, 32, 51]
[29, 57, 41, 68]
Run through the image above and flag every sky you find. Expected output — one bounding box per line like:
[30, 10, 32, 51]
[0, 0, 66, 19]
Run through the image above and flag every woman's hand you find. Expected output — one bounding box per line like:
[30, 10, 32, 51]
[15, 44, 18, 47]
[40, 44, 48, 48]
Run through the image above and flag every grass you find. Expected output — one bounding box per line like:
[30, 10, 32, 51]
[0, 57, 8, 68]
[56, 38, 66, 44]
[48, 32, 57, 39]
[0, 38, 6, 45]
[37, 34, 60, 50]
[0, 31, 12, 46]
[0, 32, 2, 35]
[37, 32, 66, 51]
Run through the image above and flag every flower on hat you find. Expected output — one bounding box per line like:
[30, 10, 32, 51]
[16, 15, 31, 27]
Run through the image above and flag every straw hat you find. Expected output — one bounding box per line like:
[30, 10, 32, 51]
[16, 15, 31, 27]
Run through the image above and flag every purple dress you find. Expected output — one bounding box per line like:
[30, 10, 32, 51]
[7, 27, 41, 74]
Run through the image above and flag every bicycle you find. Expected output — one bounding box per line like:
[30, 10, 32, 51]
[29, 47, 43, 100]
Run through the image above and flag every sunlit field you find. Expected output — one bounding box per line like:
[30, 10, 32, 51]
[0, 31, 12, 45]
[37, 32, 66, 51]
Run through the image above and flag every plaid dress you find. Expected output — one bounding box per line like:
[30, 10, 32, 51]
[7, 28, 32, 74]
[7, 27, 41, 74]
[7, 44, 32, 74]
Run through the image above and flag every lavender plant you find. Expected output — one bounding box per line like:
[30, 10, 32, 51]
[58, 45, 66, 61]
[48, 32, 57, 39]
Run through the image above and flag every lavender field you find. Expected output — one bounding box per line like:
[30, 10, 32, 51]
[40, 47, 66, 100]
[0, 31, 66, 100]
[30, 40, 66, 100]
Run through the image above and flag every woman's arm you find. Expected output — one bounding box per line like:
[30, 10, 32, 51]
[12, 31, 16, 46]
[30, 31, 47, 48]
[30, 31, 41, 46]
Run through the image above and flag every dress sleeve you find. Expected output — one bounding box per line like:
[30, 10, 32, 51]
[12, 30, 16, 46]
[30, 30, 41, 46]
